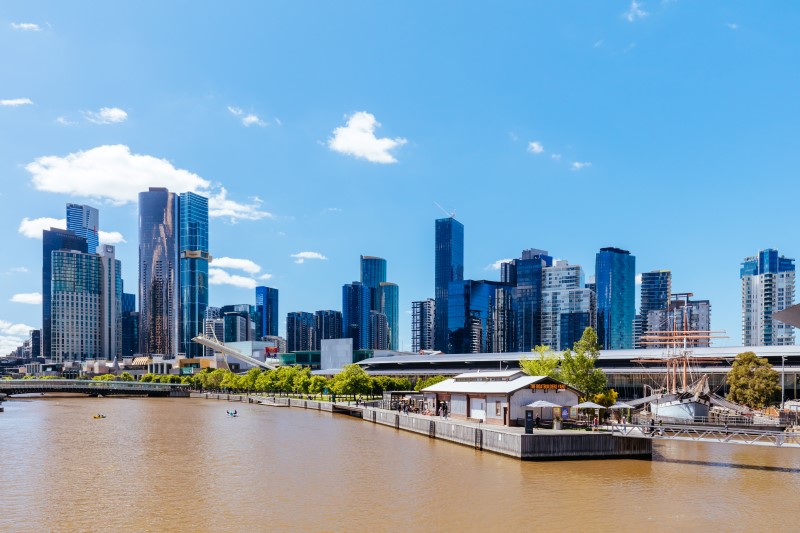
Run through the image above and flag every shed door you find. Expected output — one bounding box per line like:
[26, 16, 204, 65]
[470, 398, 486, 421]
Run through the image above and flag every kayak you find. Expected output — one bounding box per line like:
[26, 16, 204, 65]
[93, 415, 106, 419]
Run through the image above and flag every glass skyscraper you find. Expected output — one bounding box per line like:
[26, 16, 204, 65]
[287, 311, 316, 352]
[595, 247, 636, 350]
[541, 260, 595, 351]
[66, 203, 99, 253]
[434, 217, 464, 352]
[636, 270, 671, 347]
[50, 249, 102, 362]
[121, 292, 139, 358]
[43, 228, 88, 359]
[138, 188, 179, 356]
[379, 282, 399, 350]
[221, 304, 255, 343]
[179, 192, 209, 357]
[741, 249, 795, 346]
[447, 280, 515, 354]
[98, 245, 123, 359]
[370, 311, 389, 350]
[315, 310, 343, 349]
[255, 286, 279, 339]
[360, 256, 387, 312]
[342, 281, 371, 351]
[505, 249, 553, 352]
[411, 298, 435, 353]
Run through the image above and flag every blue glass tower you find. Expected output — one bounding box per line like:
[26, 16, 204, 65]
[379, 282, 399, 350]
[43, 228, 88, 359]
[508, 249, 552, 352]
[66, 203, 99, 253]
[315, 310, 343, 349]
[447, 280, 515, 353]
[360, 256, 387, 312]
[595, 247, 636, 350]
[255, 286, 279, 338]
[342, 281, 371, 351]
[741, 249, 796, 346]
[179, 192, 209, 357]
[287, 311, 316, 352]
[434, 217, 464, 352]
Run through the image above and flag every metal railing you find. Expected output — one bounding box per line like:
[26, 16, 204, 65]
[611, 422, 800, 447]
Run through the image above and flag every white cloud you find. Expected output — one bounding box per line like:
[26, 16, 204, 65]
[25, 145, 271, 222]
[571, 161, 592, 171]
[551, 153, 562, 161]
[328, 111, 407, 164]
[527, 141, 544, 154]
[623, 1, 648, 22]
[274, 118, 282, 126]
[18, 217, 66, 238]
[727, 23, 738, 30]
[9, 267, 28, 273]
[291, 251, 328, 264]
[10, 23, 41, 31]
[83, 107, 128, 124]
[55, 116, 77, 125]
[258, 273, 273, 281]
[11, 293, 42, 305]
[228, 106, 267, 127]
[212, 257, 261, 275]
[99, 231, 126, 244]
[0, 320, 36, 337]
[486, 258, 513, 271]
[0, 98, 33, 107]
[208, 268, 257, 289]
[635, 274, 643, 285]
[324, 207, 342, 213]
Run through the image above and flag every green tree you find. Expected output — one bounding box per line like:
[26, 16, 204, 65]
[308, 375, 328, 396]
[560, 327, 606, 398]
[241, 368, 262, 392]
[330, 364, 372, 396]
[414, 375, 447, 391]
[118, 372, 135, 382]
[727, 351, 780, 409]
[140, 373, 155, 383]
[520, 345, 561, 379]
[593, 388, 619, 407]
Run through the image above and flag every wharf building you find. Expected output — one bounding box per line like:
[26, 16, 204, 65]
[411, 298, 435, 352]
[635, 270, 671, 348]
[540, 260, 596, 351]
[287, 311, 316, 352]
[255, 286, 279, 339]
[315, 310, 343, 349]
[741, 249, 795, 346]
[595, 247, 636, 350]
[434, 217, 464, 352]
[646, 293, 711, 348]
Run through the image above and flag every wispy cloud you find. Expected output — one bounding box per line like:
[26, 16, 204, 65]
[635, 274, 643, 285]
[99, 231, 126, 244]
[55, 116, 77, 126]
[550, 153, 562, 161]
[623, 1, 648, 22]
[485, 258, 513, 271]
[727, 23, 739, 30]
[25, 145, 273, 223]
[5, 267, 29, 274]
[571, 161, 592, 171]
[0, 319, 36, 354]
[622, 42, 637, 53]
[323, 207, 342, 213]
[228, 106, 267, 127]
[0, 98, 33, 107]
[17, 216, 124, 244]
[212, 257, 262, 275]
[593, 40, 604, 48]
[291, 251, 328, 264]
[527, 141, 544, 154]
[208, 268, 257, 289]
[11, 292, 42, 305]
[328, 111, 407, 164]
[83, 107, 128, 124]
[258, 273, 273, 281]
[11, 22, 41, 31]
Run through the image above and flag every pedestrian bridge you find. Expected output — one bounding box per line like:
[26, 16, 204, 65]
[611, 423, 800, 448]
[0, 379, 190, 397]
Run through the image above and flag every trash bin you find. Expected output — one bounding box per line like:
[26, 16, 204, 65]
[525, 411, 534, 434]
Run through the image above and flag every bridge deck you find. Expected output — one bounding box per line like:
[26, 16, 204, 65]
[0, 379, 189, 397]
[610, 423, 800, 447]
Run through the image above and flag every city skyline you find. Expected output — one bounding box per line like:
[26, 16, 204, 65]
[3, 2, 800, 353]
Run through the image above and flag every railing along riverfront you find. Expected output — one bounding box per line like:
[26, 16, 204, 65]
[611, 422, 800, 447]
[0, 379, 188, 392]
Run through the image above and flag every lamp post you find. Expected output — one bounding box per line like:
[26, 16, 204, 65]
[781, 354, 786, 410]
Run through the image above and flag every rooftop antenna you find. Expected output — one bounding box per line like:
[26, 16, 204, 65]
[433, 201, 456, 219]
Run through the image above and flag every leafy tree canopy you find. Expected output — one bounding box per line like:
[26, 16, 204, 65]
[727, 351, 779, 409]
[520, 345, 561, 379]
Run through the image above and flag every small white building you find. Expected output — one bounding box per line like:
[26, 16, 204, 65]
[421, 370, 580, 426]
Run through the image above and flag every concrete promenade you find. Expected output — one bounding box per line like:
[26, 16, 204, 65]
[192, 392, 652, 461]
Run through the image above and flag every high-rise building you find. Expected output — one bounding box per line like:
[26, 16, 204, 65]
[434, 217, 464, 352]
[43, 228, 88, 360]
[636, 270, 672, 348]
[66, 203, 99, 253]
[360, 256, 387, 312]
[98, 245, 123, 359]
[221, 304, 255, 343]
[205, 306, 221, 320]
[315, 310, 343, 349]
[647, 293, 712, 348]
[50, 249, 102, 362]
[139, 188, 178, 356]
[121, 292, 139, 358]
[287, 311, 316, 352]
[595, 247, 636, 350]
[379, 282, 399, 350]
[541, 260, 596, 351]
[411, 298, 435, 353]
[741, 249, 795, 346]
[179, 192, 210, 358]
[342, 281, 371, 351]
[505, 248, 553, 352]
[448, 280, 515, 354]
[370, 311, 389, 350]
[204, 318, 224, 356]
[255, 286, 279, 339]
[29, 330, 41, 359]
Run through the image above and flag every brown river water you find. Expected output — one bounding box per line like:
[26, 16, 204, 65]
[1, 397, 799, 532]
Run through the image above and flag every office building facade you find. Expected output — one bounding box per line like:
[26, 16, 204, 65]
[342, 281, 371, 351]
[448, 280, 515, 354]
[121, 292, 139, 358]
[255, 286, 279, 339]
[412, 298, 435, 353]
[540, 260, 596, 351]
[221, 304, 255, 343]
[315, 310, 343, 349]
[434, 217, 464, 352]
[98, 245, 123, 359]
[504, 249, 553, 352]
[636, 270, 672, 348]
[647, 293, 712, 348]
[287, 311, 316, 352]
[178, 192, 210, 357]
[360, 256, 387, 312]
[370, 311, 389, 350]
[741, 249, 796, 346]
[50, 250, 102, 362]
[379, 282, 399, 350]
[595, 247, 636, 350]
[66, 203, 100, 253]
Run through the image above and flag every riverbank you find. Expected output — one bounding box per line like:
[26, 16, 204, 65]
[192, 392, 652, 460]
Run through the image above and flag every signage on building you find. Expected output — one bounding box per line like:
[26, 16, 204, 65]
[531, 383, 566, 391]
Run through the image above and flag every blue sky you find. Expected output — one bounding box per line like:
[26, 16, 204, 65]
[1, 1, 799, 353]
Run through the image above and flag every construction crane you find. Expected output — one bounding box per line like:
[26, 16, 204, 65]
[433, 201, 456, 219]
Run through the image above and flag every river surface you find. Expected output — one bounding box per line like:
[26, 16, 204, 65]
[1, 397, 799, 532]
